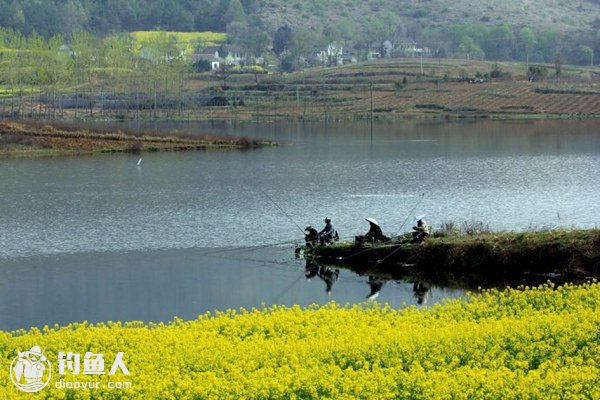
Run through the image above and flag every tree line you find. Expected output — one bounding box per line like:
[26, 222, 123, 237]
[0, 0, 259, 37]
[0, 0, 598, 68]
[0, 28, 189, 117]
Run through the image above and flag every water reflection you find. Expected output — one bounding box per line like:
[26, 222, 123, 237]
[412, 282, 431, 305]
[304, 259, 340, 296]
[304, 258, 436, 305]
[366, 276, 386, 300]
[0, 247, 465, 331]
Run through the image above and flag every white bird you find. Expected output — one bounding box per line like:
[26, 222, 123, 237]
[136, 157, 142, 166]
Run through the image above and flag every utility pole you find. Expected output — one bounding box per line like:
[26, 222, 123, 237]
[370, 82, 373, 145]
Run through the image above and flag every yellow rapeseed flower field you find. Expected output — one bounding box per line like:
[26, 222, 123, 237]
[130, 31, 227, 55]
[1, 282, 599, 399]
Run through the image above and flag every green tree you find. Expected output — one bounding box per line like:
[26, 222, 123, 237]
[226, 21, 269, 58]
[483, 24, 513, 60]
[368, 11, 401, 43]
[61, 0, 90, 35]
[273, 25, 292, 56]
[337, 18, 354, 48]
[241, 0, 259, 14]
[102, 34, 135, 92]
[321, 24, 341, 47]
[136, 32, 188, 116]
[517, 27, 536, 61]
[69, 30, 97, 86]
[247, 30, 270, 57]
[459, 35, 484, 59]
[223, 0, 246, 25]
[554, 52, 563, 77]
[538, 28, 562, 63]
[448, 24, 489, 47]
[570, 44, 593, 65]
[161, 1, 194, 31]
[291, 28, 317, 67]
[0, 1, 25, 32]
[3, 29, 26, 114]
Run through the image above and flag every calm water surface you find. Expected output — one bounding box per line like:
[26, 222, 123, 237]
[1, 119, 599, 330]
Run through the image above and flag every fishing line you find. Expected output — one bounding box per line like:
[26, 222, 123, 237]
[345, 192, 427, 250]
[200, 250, 304, 274]
[392, 192, 426, 237]
[272, 273, 306, 303]
[376, 192, 427, 264]
[322, 193, 425, 263]
[251, 185, 306, 235]
[202, 238, 301, 257]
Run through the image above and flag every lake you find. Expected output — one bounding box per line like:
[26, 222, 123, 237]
[1, 119, 599, 330]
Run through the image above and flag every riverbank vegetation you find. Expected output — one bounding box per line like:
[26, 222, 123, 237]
[310, 228, 600, 288]
[1, 282, 599, 398]
[0, 120, 274, 156]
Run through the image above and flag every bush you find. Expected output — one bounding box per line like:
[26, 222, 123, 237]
[461, 220, 492, 235]
[193, 59, 212, 72]
[528, 66, 548, 81]
[434, 221, 460, 237]
[490, 63, 503, 78]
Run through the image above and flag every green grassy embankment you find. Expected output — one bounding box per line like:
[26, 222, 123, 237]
[309, 229, 600, 288]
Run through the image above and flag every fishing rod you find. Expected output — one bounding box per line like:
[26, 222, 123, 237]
[391, 192, 425, 237]
[202, 237, 302, 257]
[341, 193, 426, 262]
[254, 186, 306, 235]
[373, 192, 428, 265]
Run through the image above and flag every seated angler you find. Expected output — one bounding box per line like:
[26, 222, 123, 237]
[304, 225, 319, 248]
[411, 215, 430, 243]
[319, 217, 338, 245]
[364, 218, 389, 243]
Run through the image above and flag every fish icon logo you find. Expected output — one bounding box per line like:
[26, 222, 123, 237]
[10, 346, 52, 392]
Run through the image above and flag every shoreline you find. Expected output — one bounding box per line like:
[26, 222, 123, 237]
[303, 228, 600, 289]
[0, 120, 277, 157]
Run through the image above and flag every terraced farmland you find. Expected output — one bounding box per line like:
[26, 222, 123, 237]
[202, 59, 600, 121]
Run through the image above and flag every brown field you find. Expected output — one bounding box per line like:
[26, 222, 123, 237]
[2, 59, 599, 122]
[0, 121, 274, 157]
[196, 59, 600, 121]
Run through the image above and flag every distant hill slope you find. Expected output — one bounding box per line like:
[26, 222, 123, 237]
[1, 0, 598, 38]
[257, 0, 599, 35]
[0, 0, 598, 65]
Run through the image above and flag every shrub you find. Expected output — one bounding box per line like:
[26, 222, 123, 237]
[461, 220, 492, 235]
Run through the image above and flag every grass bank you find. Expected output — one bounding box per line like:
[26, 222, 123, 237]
[0, 120, 276, 157]
[309, 229, 600, 288]
[1, 282, 599, 399]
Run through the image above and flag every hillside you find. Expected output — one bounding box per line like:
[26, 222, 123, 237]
[3, 0, 599, 36]
[259, 0, 600, 37]
[1, 0, 598, 69]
